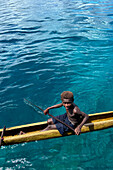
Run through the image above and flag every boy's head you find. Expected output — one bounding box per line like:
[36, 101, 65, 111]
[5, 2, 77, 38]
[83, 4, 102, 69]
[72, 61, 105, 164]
[61, 91, 74, 102]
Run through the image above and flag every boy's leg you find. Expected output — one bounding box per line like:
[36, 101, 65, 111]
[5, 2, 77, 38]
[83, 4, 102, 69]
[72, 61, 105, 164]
[41, 124, 57, 131]
[41, 118, 57, 131]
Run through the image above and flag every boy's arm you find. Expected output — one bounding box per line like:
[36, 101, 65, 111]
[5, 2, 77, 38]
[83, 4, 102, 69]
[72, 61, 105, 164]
[44, 103, 63, 115]
[74, 107, 89, 135]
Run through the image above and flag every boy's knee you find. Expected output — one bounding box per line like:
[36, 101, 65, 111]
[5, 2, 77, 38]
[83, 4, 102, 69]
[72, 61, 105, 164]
[47, 118, 53, 125]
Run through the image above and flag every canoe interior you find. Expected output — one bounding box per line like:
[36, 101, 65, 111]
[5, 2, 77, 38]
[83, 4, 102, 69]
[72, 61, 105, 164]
[87, 111, 113, 123]
[0, 111, 113, 138]
[0, 122, 48, 137]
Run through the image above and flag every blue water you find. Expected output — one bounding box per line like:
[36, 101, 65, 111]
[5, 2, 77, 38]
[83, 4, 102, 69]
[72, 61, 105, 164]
[0, 0, 113, 169]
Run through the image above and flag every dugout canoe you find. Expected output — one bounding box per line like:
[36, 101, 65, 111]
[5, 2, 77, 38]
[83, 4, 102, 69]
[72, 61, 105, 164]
[1, 111, 113, 146]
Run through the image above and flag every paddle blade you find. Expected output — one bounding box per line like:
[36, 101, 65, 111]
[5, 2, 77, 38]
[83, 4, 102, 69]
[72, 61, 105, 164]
[24, 98, 44, 115]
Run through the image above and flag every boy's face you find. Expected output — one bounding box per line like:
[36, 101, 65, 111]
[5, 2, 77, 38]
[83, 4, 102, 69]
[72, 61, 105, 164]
[62, 98, 73, 110]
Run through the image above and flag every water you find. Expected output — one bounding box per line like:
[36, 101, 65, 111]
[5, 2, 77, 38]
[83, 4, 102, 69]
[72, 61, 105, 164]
[0, 0, 113, 169]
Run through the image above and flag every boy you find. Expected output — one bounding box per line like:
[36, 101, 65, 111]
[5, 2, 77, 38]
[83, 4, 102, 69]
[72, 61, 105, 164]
[42, 91, 89, 135]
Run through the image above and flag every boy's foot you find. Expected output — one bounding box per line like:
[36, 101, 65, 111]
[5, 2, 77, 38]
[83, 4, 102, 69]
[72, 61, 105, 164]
[19, 131, 25, 135]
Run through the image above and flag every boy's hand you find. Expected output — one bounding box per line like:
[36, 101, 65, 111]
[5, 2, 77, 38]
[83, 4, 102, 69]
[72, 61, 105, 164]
[74, 126, 81, 135]
[44, 108, 49, 115]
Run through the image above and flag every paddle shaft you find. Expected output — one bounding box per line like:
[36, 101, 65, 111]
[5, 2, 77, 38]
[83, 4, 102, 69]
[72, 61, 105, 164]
[24, 99, 75, 132]
[0, 126, 6, 147]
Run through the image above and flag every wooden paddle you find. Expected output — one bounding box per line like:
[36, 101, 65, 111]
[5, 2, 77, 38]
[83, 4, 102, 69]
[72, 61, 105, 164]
[24, 99, 75, 133]
[0, 126, 6, 148]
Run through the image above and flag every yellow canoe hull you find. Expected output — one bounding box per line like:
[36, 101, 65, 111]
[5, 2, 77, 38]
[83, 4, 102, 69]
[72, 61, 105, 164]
[1, 111, 113, 146]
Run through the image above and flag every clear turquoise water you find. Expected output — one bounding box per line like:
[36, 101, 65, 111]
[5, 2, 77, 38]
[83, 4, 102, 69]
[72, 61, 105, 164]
[0, 0, 113, 169]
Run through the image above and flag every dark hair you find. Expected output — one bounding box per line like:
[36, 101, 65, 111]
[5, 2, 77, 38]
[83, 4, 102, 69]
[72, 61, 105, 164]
[61, 91, 74, 101]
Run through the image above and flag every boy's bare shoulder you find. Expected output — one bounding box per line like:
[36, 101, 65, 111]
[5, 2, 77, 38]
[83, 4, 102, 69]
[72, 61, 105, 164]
[73, 104, 81, 114]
